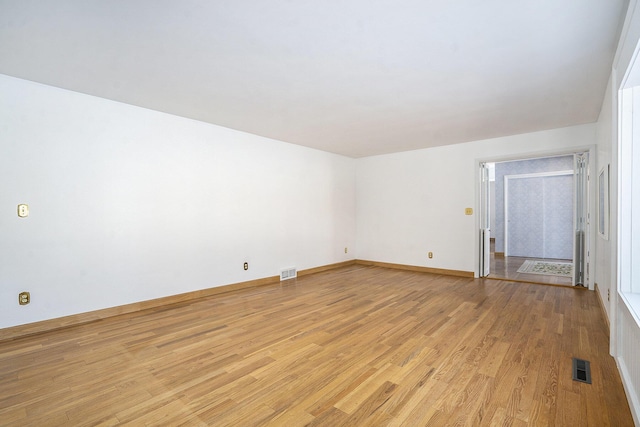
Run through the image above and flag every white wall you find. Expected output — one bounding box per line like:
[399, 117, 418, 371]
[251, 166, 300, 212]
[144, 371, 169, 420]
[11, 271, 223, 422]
[0, 74, 356, 329]
[596, 74, 614, 320]
[601, 0, 640, 423]
[356, 124, 596, 274]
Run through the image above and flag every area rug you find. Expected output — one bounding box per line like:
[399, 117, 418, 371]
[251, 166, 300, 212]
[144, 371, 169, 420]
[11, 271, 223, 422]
[517, 260, 573, 277]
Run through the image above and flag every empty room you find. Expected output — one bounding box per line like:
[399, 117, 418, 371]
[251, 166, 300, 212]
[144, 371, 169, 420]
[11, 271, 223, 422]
[1, 1, 640, 425]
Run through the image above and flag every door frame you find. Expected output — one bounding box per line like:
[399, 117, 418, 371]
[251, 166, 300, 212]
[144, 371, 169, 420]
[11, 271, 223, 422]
[479, 162, 491, 277]
[475, 148, 596, 290]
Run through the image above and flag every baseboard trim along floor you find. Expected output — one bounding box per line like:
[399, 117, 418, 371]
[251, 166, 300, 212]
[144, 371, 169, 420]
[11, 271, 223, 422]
[1, 259, 475, 341]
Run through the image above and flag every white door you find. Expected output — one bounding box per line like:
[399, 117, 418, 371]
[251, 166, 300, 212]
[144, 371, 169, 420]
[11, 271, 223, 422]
[480, 163, 491, 277]
[573, 153, 589, 286]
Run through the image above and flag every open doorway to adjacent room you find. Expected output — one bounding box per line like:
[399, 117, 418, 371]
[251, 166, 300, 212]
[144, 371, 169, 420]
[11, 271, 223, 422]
[479, 153, 589, 287]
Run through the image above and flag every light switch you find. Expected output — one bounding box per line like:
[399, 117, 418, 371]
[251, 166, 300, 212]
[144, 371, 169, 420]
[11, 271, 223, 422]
[465, 208, 473, 215]
[17, 204, 29, 218]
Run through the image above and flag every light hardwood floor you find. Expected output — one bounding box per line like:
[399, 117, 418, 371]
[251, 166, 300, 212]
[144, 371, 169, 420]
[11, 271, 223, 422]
[0, 266, 632, 426]
[489, 241, 574, 287]
[489, 254, 574, 287]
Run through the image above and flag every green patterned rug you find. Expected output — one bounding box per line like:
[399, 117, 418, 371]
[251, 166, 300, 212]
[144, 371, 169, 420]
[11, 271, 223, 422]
[517, 260, 573, 277]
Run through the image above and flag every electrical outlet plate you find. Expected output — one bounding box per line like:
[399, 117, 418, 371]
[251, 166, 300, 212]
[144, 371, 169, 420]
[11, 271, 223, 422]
[18, 204, 29, 218]
[19, 291, 30, 305]
[243, 262, 248, 271]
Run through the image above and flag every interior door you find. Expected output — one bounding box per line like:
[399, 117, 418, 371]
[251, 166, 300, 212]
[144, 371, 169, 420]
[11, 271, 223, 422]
[480, 163, 491, 277]
[574, 153, 589, 287]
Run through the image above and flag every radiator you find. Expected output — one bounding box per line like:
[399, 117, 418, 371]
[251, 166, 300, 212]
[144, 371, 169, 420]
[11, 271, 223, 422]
[574, 230, 584, 286]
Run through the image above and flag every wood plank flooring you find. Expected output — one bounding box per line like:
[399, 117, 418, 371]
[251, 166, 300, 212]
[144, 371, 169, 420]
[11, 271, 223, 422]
[489, 241, 574, 287]
[0, 266, 633, 426]
[489, 254, 574, 287]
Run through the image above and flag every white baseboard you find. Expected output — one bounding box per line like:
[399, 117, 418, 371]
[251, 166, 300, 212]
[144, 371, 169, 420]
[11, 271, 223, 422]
[617, 357, 640, 426]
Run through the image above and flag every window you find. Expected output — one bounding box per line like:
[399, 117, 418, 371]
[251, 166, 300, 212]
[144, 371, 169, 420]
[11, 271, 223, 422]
[619, 84, 640, 324]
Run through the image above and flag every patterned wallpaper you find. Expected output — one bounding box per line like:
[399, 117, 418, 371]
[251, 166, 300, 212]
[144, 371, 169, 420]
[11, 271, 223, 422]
[506, 174, 574, 259]
[494, 155, 575, 259]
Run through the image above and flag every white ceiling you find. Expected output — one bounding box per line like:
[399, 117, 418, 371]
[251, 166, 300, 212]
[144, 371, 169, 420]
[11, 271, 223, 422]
[0, 0, 628, 158]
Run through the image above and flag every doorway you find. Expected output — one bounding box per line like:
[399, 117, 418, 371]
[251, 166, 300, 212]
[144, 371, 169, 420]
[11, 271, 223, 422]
[479, 153, 589, 287]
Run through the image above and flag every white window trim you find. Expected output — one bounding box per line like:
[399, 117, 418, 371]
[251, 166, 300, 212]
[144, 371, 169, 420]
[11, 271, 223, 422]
[618, 79, 640, 327]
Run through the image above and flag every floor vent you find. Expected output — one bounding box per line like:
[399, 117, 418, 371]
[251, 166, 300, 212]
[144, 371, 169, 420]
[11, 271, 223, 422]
[280, 267, 297, 281]
[572, 358, 592, 384]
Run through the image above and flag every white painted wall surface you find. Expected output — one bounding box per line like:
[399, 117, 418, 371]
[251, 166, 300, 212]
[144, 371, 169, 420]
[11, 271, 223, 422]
[599, 1, 640, 423]
[0, 74, 356, 329]
[356, 124, 596, 274]
[596, 74, 614, 320]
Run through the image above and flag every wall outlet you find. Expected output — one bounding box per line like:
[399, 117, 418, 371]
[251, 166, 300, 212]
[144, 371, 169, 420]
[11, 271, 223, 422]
[344, 247, 348, 253]
[17, 204, 29, 218]
[428, 252, 433, 259]
[607, 289, 610, 301]
[243, 262, 248, 271]
[19, 291, 30, 305]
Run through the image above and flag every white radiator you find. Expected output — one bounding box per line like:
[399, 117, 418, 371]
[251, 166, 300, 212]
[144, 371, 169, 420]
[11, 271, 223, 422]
[480, 228, 490, 277]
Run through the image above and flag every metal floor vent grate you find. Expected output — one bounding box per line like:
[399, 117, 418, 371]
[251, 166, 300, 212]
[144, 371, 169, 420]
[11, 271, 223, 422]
[572, 358, 592, 384]
[280, 267, 297, 281]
